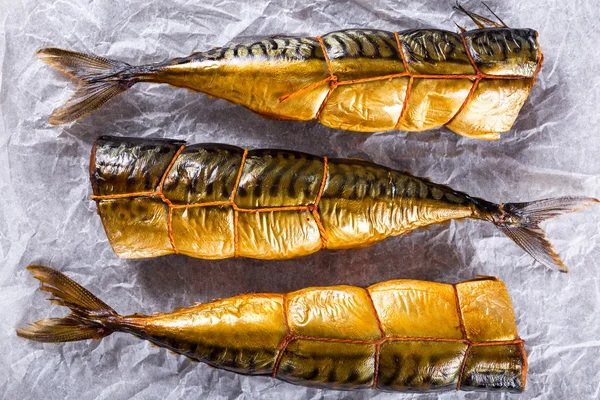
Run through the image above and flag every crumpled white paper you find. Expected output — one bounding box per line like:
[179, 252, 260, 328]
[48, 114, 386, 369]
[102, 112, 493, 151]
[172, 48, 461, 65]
[1, 0, 599, 399]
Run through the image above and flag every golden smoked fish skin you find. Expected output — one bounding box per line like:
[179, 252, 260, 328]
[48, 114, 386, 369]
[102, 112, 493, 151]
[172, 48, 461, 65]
[17, 266, 527, 393]
[90, 136, 598, 271]
[39, 7, 542, 139]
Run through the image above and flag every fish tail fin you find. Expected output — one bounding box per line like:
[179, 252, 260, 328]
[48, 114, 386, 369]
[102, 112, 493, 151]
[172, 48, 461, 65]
[37, 47, 140, 125]
[17, 265, 120, 343]
[492, 197, 599, 272]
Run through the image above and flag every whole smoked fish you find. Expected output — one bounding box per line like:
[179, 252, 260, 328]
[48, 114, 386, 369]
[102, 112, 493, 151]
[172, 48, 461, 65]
[18, 266, 527, 392]
[39, 6, 542, 139]
[91, 136, 597, 271]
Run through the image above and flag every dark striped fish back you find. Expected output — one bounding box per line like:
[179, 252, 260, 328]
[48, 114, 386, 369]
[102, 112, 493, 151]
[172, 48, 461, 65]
[91, 136, 185, 196]
[235, 149, 325, 208]
[94, 139, 327, 209]
[162, 146, 326, 208]
[321, 29, 401, 59]
[168, 27, 538, 78]
[398, 29, 475, 74]
[464, 28, 539, 75]
[188, 37, 326, 62]
[92, 139, 478, 212]
[162, 144, 245, 205]
[322, 159, 473, 206]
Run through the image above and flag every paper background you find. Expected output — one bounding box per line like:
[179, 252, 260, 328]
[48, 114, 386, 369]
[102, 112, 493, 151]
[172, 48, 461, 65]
[1, 0, 599, 398]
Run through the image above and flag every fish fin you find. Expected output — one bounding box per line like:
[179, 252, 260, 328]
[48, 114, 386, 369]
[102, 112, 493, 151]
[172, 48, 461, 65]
[17, 265, 119, 343]
[481, 2, 508, 28]
[453, 2, 504, 29]
[496, 197, 599, 272]
[37, 48, 138, 125]
[454, 22, 467, 33]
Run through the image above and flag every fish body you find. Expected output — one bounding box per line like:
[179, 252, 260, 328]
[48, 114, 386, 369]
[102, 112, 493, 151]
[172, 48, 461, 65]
[18, 266, 527, 392]
[39, 7, 542, 139]
[91, 136, 597, 271]
[154, 28, 540, 139]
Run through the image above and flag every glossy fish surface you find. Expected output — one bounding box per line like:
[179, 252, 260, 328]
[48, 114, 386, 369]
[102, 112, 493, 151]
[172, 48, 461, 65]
[90, 136, 598, 271]
[18, 266, 527, 392]
[39, 6, 542, 139]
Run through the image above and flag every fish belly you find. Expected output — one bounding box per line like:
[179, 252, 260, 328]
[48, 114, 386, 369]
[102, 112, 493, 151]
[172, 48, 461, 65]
[161, 59, 330, 121]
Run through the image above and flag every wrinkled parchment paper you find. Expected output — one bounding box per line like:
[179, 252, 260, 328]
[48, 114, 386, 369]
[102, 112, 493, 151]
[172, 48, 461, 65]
[1, 0, 599, 398]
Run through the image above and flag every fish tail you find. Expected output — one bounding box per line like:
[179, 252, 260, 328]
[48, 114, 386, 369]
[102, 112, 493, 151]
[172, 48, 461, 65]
[488, 196, 599, 272]
[16, 265, 120, 343]
[37, 47, 140, 125]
